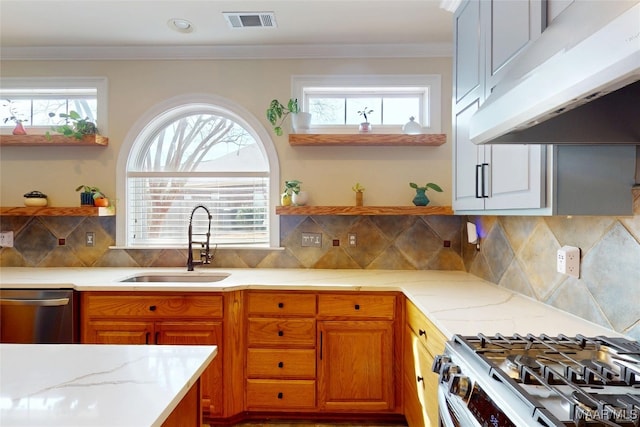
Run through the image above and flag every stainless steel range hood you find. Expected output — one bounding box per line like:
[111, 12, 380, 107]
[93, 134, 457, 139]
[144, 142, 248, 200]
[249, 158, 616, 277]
[470, 1, 640, 145]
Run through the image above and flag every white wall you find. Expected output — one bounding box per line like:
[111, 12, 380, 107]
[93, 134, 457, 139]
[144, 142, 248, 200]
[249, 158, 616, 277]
[0, 57, 452, 207]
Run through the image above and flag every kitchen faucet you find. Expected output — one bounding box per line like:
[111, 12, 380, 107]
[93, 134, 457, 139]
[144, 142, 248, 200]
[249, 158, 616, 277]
[187, 205, 213, 271]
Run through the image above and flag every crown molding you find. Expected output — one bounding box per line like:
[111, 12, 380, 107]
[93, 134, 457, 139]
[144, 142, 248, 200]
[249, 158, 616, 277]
[0, 43, 452, 61]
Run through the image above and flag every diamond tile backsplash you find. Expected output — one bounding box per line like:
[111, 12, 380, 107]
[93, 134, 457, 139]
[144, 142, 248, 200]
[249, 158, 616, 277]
[1, 189, 639, 339]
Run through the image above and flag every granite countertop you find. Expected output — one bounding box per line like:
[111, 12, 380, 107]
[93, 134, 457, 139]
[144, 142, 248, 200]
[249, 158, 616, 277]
[0, 344, 217, 427]
[0, 267, 624, 339]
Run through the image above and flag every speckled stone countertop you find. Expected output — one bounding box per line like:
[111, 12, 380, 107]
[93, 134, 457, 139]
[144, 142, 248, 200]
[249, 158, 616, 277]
[0, 267, 624, 339]
[0, 344, 217, 426]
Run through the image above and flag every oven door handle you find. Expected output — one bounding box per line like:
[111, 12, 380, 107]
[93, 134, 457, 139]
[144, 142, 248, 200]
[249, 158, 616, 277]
[0, 298, 70, 307]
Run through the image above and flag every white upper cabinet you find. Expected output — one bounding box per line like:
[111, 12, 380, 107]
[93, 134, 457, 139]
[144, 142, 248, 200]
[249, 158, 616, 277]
[453, 0, 545, 213]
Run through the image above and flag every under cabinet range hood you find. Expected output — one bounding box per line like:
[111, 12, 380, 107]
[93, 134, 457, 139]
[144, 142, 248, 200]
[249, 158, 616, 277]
[470, 0, 640, 145]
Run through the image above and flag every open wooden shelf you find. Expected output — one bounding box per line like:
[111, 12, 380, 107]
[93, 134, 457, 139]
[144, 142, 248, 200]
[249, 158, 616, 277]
[288, 133, 446, 146]
[276, 205, 453, 216]
[0, 134, 109, 146]
[0, 206, 115, 216]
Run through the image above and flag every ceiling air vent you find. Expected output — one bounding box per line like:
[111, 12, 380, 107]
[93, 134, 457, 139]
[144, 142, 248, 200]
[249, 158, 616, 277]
[223, 12, 277, 29]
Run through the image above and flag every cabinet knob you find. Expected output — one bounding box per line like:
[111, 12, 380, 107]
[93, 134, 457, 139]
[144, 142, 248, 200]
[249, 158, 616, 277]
[149, 305, 157, 311]
[419, 329, 426, 337]
[354, 304, 360, 310]
[278, 302, 284, 308]
[417, 376, 424, 382]
[278, 330, 284, 337]
[278, 361, 284, 368]
[277, 392, 283, 399]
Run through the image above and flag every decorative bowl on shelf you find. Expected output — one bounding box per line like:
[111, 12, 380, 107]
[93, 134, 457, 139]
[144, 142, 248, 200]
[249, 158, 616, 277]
[23, 190, 48, 207]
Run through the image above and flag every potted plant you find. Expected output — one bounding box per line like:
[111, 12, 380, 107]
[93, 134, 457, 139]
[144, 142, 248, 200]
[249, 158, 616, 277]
[281, 179, 302, 206]
[47, 111, 97, 140]
[357, 107, 373, 133]
[352, 182, 365, 206]
[2, 99, 28, 135]
[266, 99, 311, 136]
[76, 185, 108, 207]
[409, 182, 443, 206]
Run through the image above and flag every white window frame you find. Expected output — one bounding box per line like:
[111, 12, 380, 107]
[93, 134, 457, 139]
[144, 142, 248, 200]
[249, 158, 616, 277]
[292, 74, 441, 134]
[0, 77, 108, 135]
[116, 94, 280, 249]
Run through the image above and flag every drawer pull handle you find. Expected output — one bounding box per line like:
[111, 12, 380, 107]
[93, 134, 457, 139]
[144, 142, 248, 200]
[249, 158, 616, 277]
[278, 330, 284, 337]
[417, 376, 424, 382]
[277, 392, 283, 399]
[149, 305, 157, 311]
[354, 304, 360, 310]
[278, 361, 284, 368]
[278, 302, 284, 308]
[419, 329, 426, 337]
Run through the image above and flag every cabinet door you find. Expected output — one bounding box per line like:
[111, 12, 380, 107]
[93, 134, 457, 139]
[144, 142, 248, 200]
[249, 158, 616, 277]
[454, 0, 482, 105]
[317, 320, 394, 412]
[485, 0, 544, 96]
[453, 98, 485, 211]
[85, 320, 154, 344]
[156, 321, 223, 417]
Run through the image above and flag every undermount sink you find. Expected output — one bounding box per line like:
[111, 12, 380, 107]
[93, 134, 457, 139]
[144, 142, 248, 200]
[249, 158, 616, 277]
[119, 273, 230, 283]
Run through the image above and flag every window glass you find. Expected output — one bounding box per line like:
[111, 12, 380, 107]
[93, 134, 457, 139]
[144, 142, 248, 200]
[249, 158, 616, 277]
[127, 110, 270, 247]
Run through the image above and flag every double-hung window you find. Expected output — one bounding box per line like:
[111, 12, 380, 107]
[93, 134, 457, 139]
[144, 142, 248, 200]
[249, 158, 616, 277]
[292, 75, 441, 133]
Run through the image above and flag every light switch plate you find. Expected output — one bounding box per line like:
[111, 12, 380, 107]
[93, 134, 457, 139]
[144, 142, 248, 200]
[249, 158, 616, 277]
[0, 231, 14, 247]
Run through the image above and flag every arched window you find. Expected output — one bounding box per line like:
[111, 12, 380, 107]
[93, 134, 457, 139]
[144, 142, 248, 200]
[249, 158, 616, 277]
[117, 95, 279, 248]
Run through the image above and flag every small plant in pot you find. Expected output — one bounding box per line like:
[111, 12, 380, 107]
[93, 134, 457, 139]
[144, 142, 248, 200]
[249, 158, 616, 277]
[2, 99, 28, 135]
[281, 180, 303, 206]
[352, 182, 365, 206]
[266, 99, 311, 136]
[47, 111, 97, 140]
[357, 107, 373, 133]
[409, 182, 443, 206]
[76, 185, 108, 207]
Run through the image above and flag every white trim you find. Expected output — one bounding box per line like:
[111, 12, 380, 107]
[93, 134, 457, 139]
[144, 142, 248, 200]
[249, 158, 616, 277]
[292, 74, 442, 133]
[116, 93, 280, 248]
[0, 76, 108, 135]
[0, 43, 452, 61]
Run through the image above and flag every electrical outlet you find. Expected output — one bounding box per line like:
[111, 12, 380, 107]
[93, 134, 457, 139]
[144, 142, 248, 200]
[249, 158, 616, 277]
[348, 233, 357, 247]
[0, 231, 14, 247]
[557, 246, 580, 278]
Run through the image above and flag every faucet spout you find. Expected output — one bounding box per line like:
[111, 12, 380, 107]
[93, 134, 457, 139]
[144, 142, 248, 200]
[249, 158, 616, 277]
[187, 205, 213, 271]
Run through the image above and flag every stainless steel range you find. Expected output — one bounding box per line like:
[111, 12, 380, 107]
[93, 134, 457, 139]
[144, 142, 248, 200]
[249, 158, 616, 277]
[433, 334, 640, 426]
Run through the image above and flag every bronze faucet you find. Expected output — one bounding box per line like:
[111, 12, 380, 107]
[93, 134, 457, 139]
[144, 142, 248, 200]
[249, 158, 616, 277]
[187, 205, 212, 271]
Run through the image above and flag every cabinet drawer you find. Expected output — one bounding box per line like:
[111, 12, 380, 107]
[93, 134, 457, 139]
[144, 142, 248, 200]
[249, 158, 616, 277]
[317, 294, 396, 319]
[247, 348, 315, 379]
[406, 299, 446, 357]
[247, 318, 315, 347]
[247, 292, 316, 316]
[246, 379, 316, 410]
[83, 294, 223, 318]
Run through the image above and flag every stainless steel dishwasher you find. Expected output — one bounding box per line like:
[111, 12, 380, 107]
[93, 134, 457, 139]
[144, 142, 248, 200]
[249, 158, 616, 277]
[0, 289, 77, 343]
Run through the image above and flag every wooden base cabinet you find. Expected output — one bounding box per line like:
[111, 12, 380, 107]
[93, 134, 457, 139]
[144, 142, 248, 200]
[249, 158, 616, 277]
[81, 292, 224, 417]
[245, 291, 402, 416]
[403, 299, 447, 427]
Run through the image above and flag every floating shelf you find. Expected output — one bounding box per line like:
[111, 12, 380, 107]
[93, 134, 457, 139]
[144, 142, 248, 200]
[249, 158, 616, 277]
[288, 133, 446, 146]
[0, 206, 115, 216]
[276, 206, 453, 216]
[0, 134, 109, 147]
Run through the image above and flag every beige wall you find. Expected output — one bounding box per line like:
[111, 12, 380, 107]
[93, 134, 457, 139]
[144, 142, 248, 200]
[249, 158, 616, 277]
[0, 58, 453, 207]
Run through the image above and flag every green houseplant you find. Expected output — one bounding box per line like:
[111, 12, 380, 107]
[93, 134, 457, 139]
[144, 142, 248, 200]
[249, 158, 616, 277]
[266, 99, 300, 136]
[76, 185, 108, 206]
[357, 107, 373, 132]
[409, 182, 442, 206]
[47, 111, 98, 140]
[281, 180, 302, 206]
[2, 99, 28, 135]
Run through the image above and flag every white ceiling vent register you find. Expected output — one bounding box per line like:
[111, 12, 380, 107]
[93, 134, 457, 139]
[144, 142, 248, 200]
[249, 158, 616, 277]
[223, 12, 277, 29]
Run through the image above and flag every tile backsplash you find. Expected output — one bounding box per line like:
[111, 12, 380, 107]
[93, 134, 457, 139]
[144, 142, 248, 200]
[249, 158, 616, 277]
[1, 190, 638, 340]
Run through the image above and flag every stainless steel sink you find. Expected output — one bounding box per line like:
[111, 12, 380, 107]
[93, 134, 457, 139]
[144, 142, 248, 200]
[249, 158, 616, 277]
[119, 273, 230, 283]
